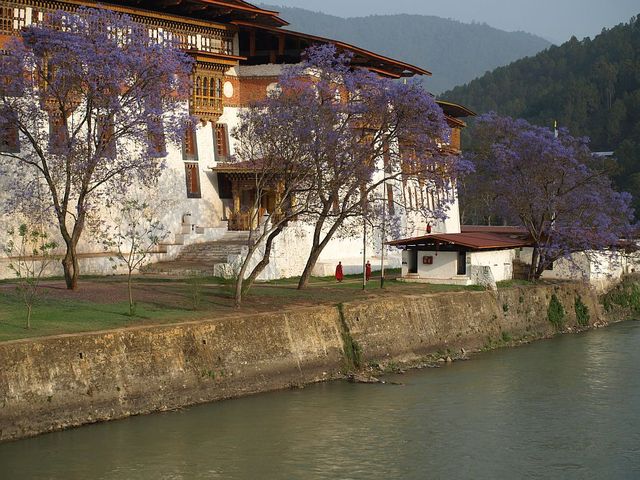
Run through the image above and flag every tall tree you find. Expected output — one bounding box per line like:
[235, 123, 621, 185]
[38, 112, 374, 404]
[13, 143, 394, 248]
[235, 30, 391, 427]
[267, 45, 470, 290]
[229, 92, 317, 306]
[0, 8, 192, 289]
[471, 113, 635, 279]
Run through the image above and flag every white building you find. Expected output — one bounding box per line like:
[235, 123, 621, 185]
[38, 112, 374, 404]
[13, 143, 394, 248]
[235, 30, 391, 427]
[0, 0, 471, 281]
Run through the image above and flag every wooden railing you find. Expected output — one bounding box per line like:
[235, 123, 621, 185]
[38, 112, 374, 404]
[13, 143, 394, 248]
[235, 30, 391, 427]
[0, 1, 235, 56]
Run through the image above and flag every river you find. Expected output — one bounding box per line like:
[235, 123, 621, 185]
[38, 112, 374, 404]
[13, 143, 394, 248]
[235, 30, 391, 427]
[1, 321, 639, 479]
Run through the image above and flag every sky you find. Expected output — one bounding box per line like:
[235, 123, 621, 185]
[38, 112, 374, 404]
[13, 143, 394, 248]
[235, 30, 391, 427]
[262, 0, 639, 44]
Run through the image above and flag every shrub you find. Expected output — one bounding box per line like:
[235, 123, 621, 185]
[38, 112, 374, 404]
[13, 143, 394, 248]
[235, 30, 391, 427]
[574, 295, 590, 326]
[548, 294, 565, 330]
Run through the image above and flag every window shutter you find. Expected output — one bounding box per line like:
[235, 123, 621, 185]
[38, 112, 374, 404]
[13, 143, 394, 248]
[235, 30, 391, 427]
[215, 123, 229, 160]
[184, 124, 197, 160]
[386, 184, 395, 215]
[185, 162, 201, 198]
[48, 113, 66, 154]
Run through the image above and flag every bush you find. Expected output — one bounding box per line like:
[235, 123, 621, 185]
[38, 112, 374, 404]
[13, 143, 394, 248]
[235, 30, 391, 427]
[574, 295, 590, 326]
[548, 294, 565, 330]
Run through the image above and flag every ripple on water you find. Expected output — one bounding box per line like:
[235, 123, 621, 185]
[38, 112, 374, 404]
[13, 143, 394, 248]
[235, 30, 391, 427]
[0, 322, 639, 480]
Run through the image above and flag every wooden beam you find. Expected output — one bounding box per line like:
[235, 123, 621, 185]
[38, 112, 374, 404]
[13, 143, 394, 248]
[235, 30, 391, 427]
[278, 33, 285, 56]
[249, 29, 256, 57]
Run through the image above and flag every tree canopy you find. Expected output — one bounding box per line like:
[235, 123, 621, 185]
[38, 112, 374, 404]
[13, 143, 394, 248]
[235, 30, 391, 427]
[467, 113, 635, 278]
[442, 15, 640, 216]
[0, 8, 192, 289]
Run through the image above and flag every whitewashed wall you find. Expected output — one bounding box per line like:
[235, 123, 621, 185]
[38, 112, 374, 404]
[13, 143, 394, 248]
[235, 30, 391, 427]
[469, 249, 515, 283]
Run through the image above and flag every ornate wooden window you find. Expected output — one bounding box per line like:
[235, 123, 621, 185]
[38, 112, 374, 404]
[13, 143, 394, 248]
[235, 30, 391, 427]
[0, 109, 19, 153]
[386, 184, 395, 215]
[48, 113, 66, 154]
[30, 8, 43, 25]
[191, 64, 224, 122]
[183, 123, 197, 160]
[0, 6, 13, 34]
[0, 6, 26, 34]
[185, 162, 201, 199]
[214, 123, 229, 160]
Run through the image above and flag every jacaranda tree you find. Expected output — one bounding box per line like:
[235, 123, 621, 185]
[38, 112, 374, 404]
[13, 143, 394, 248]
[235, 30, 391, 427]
[470, 113, 635, 279]
[251, 45, 470, 290]
[0, 8, 192, 289]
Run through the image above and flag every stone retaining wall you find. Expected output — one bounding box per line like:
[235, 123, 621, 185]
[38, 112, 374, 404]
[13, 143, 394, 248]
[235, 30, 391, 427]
[0, 283, 607, 442]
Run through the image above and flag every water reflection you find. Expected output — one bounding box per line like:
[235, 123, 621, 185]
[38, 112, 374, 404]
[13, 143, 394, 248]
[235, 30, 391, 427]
[1, 322, 639, 479]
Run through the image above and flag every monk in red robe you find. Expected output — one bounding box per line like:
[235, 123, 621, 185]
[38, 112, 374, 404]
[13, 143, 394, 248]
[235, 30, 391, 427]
[365, 261, 372, 282]
[335, 261, 344, 282]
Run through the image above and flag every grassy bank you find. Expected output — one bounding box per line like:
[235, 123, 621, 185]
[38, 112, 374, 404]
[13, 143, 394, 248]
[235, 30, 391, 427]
[0, 271, 484, 342]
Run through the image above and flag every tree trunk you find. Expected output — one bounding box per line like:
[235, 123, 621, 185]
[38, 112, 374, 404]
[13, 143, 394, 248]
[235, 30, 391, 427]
[62, 242, 80, 290]
[243, 225, 284, 293]
[297, 242, 324, 290]
[297, 213, 345, 290]
[127, 270, 134, 316]
[234, 242, 261, 308]
[528, 247, 539, 281]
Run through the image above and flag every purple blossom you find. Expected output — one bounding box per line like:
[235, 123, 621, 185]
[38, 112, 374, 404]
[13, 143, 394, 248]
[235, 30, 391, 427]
[0, 7, 193, 289]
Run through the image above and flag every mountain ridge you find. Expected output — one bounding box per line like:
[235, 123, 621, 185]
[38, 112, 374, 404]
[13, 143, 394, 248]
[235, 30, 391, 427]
[259, 4, 551, 93]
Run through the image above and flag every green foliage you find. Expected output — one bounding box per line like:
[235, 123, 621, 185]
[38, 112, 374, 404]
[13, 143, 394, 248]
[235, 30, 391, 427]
[341, 332, 363, 371]
[501, 331, 512, 343]
[3, 224, 58, 329]
[601, 278, 640, 312]
[548, 294, 566, 330]
[574, 295, 591, 326]
[442, 16, 640, 220]
[102, 199, 168, 317]
[502, 303, 509, 313]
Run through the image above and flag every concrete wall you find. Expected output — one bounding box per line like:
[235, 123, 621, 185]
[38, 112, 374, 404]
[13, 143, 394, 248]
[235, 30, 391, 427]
[418, 251, 459, 278]
[0, 282, 606, 442]
[469, 250, 515, 283]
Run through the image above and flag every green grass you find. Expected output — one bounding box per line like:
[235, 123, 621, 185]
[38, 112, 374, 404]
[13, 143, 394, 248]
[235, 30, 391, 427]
[0, 272, 500, 343]
[0, 293, 199, 342]
[496, 279, 536, 289]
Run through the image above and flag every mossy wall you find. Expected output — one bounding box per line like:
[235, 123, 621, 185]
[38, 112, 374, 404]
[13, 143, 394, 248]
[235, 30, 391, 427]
[0, 283, 605, 442]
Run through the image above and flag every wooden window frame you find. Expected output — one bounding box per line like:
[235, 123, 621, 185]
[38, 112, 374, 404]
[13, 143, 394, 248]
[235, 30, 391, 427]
[48, 113, 66, 154]
[97, 114, 116, 158]
[214, 123, 229, 161]
[0, 112, 19, 153]
[183, 123, 198, 161]
[185, 162, 202, 199]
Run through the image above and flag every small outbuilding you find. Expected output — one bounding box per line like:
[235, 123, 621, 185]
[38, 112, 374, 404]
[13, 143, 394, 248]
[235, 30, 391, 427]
[388, 230, 533, 288]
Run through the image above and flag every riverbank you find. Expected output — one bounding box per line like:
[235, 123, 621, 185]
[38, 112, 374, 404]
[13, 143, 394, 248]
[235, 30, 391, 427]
[0, 281, 628, 442]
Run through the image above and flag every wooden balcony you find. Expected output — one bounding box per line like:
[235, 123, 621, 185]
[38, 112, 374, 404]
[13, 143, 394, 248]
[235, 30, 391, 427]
[0, 1, 235, 56]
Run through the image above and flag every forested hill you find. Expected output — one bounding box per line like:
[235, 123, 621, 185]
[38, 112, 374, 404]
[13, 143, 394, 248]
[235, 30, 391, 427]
[442, 16, 640, 152]
[441, 16, 640, 210]
[259, 4, 551, 94]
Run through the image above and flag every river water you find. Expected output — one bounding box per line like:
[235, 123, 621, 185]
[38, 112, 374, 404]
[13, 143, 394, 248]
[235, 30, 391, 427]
[1, 321, 639, 479]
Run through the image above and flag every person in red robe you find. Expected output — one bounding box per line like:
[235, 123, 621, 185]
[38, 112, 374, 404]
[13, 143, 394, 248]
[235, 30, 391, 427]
[335, 261, 344, 282]
[365, 260, 372, 282]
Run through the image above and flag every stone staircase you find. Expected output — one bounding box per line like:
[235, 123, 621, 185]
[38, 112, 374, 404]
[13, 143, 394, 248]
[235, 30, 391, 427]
[143, 230, 251, 277]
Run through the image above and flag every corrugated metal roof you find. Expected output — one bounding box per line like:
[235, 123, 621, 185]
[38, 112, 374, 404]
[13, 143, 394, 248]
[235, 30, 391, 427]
[387, 232, 533, 250]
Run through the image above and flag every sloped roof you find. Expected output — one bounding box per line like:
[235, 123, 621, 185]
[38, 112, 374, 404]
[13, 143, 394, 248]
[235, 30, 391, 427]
[387, 232, 533, 250]
[233, 21, 431, 78]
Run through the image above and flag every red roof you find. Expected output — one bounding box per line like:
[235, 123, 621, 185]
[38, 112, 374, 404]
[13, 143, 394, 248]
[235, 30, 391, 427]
[387, 232, 533, 250]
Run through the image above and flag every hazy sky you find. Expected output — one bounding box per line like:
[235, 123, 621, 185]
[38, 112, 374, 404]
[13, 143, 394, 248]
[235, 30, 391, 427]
[264, 1, 639, 43]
